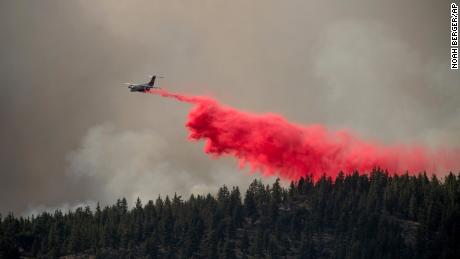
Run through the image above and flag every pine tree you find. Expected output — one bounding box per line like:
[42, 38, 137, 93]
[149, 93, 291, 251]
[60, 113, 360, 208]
[1, 171, 460, 258]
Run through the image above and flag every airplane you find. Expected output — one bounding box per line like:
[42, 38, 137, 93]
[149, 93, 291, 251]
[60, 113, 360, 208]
[124, 75, 163, 92]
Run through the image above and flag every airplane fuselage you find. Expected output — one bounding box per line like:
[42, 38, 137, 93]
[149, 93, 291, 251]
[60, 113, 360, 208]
[128, 84, 159, 92]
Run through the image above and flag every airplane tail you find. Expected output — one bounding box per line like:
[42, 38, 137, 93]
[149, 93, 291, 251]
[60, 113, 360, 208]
[148, 76, 156, 86]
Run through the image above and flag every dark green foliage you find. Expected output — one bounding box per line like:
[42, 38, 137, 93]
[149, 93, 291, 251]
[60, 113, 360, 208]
[1, 170, 459, 258]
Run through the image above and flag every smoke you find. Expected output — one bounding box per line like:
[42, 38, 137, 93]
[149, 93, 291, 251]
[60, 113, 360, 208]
[65, 123, 278, 209]
[150, 89, 460, 180]
[1, 0, 459, 214]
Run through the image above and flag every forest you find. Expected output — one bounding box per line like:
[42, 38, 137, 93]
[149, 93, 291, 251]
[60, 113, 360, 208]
[1, 169, 459, 258]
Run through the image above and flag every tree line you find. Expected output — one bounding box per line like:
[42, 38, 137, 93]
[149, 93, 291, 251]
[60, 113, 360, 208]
[1, 169, 459, 258]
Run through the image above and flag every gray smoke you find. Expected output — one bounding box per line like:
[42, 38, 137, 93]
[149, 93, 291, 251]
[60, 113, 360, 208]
[0, 0, 458, 214]
[65, 124, 275, 208]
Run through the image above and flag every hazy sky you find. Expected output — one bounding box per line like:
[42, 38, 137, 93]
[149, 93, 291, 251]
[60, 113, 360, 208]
[1, 0, 459, 214]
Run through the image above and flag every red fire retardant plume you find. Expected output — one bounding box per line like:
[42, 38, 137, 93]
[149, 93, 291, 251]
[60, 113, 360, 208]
[149, 89, 460, 181]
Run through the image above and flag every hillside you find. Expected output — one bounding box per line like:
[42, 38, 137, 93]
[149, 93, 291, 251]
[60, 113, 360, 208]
[1, 170, 459, 258]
